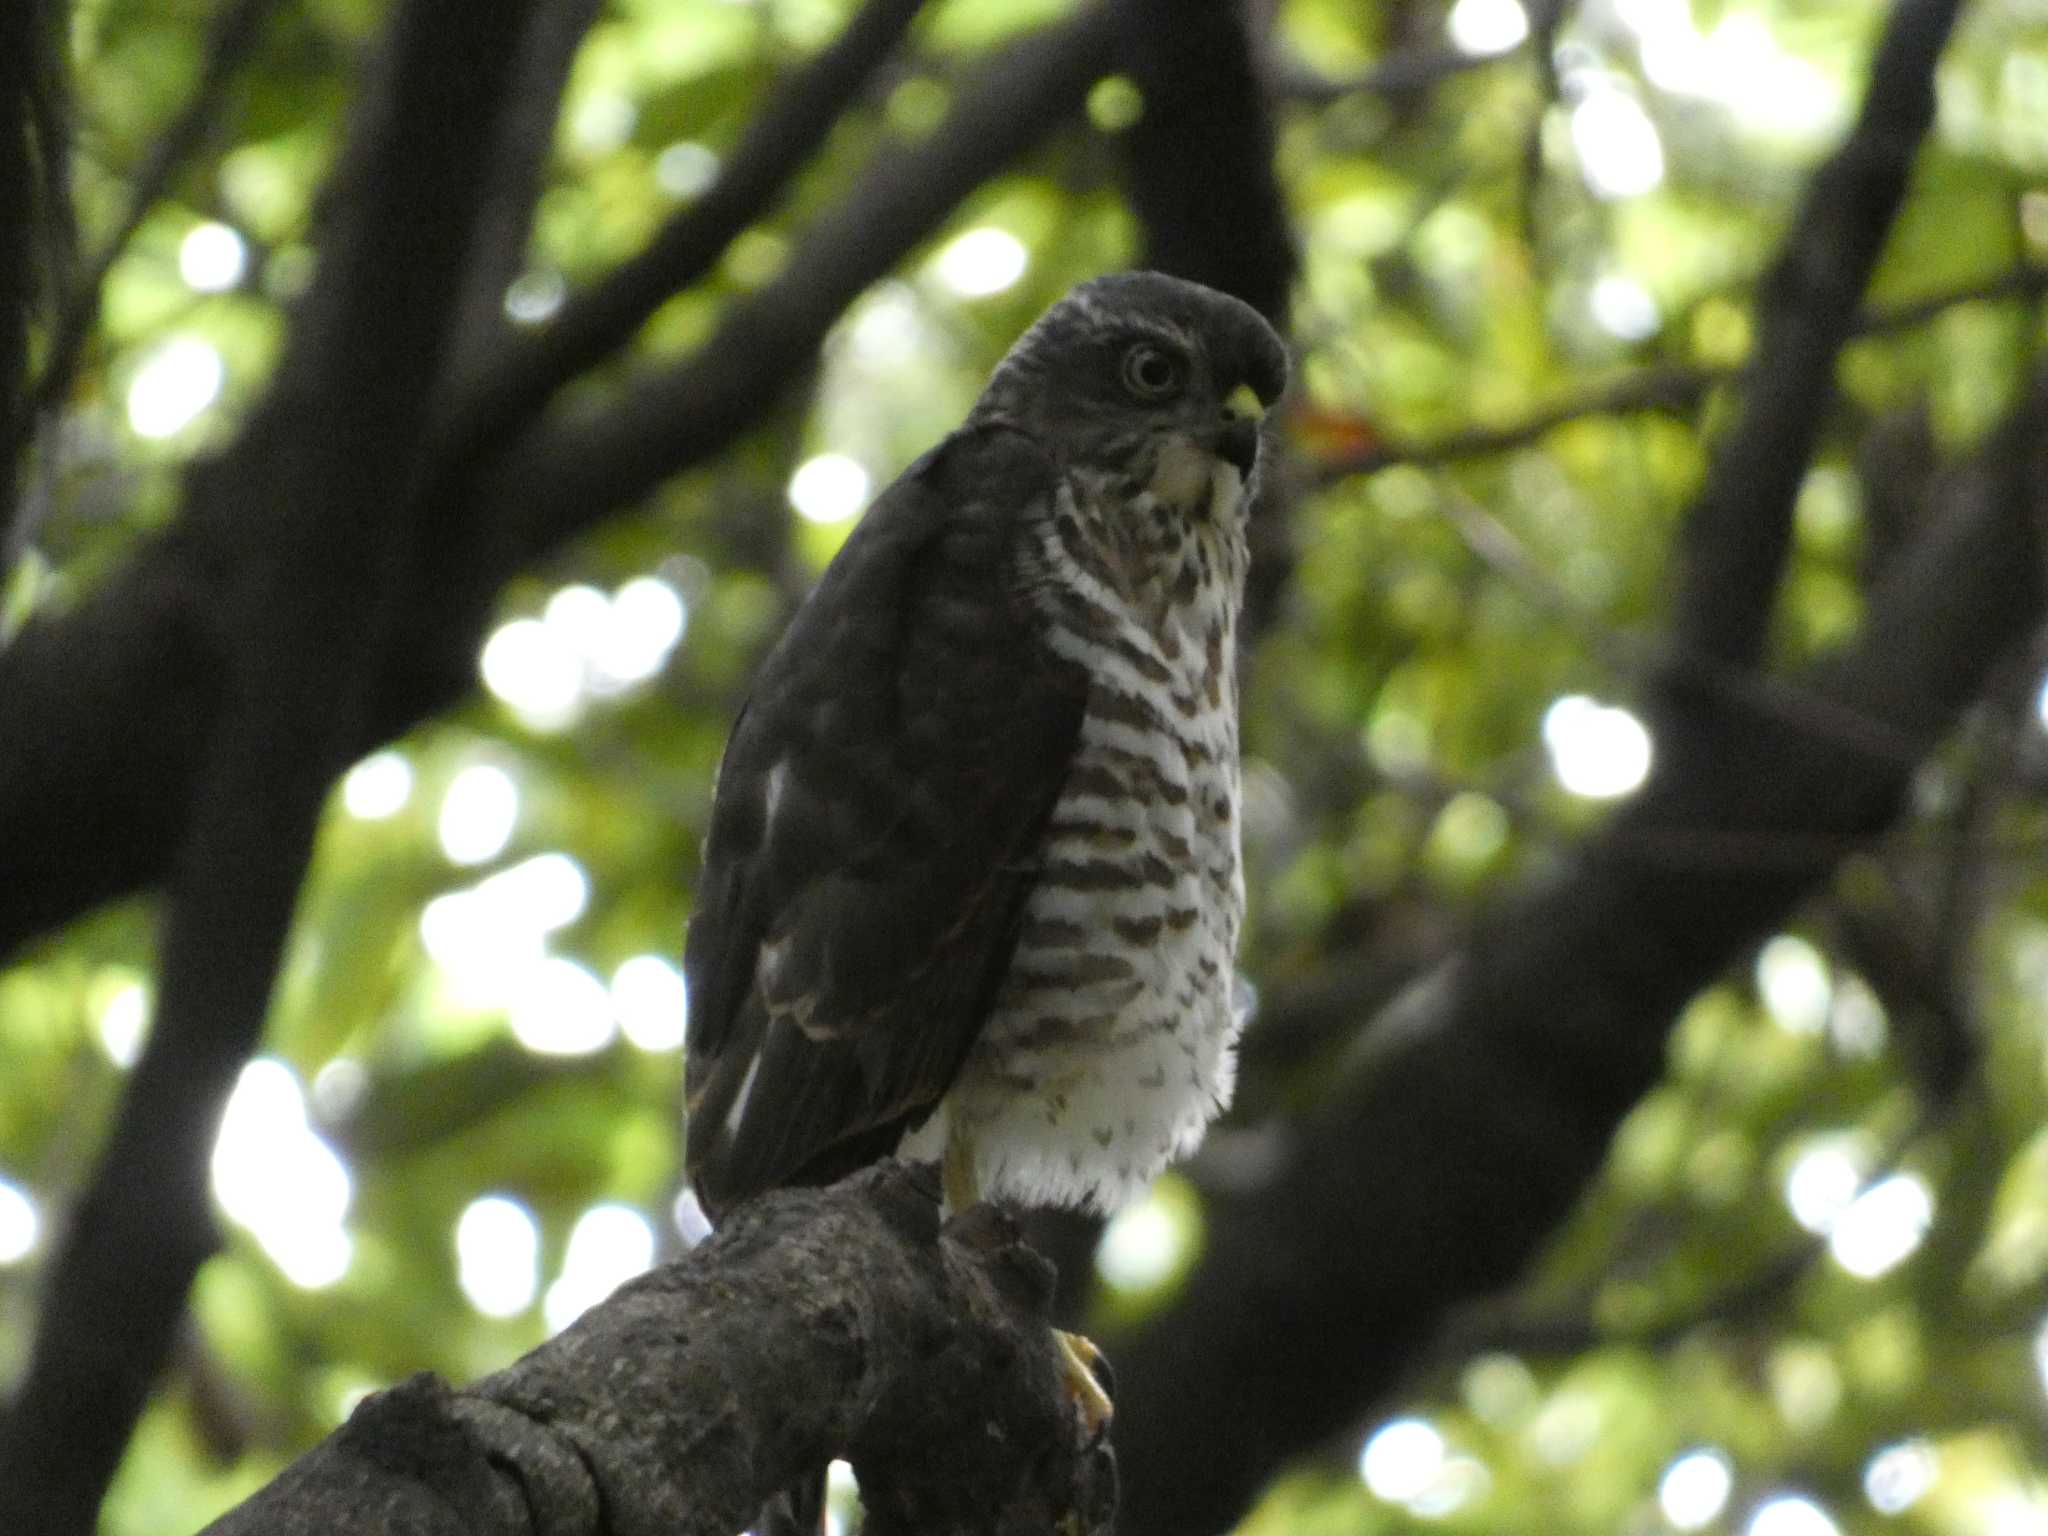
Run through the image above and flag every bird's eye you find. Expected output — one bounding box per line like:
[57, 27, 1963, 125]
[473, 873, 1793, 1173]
[1120, 343, 1184, 400]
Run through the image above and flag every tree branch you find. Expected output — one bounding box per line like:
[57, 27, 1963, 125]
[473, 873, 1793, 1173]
[1107, 366, 2048, 1535]
[463, 3, 1118, 566]
[445, 0, 605, 374]
[1667, 0, 1963, 668]
[199, 1166, 1114, 1536]
[1117, 0, 1294, 323]
[0, 3, 1122, 966]
[6, 0, 280, 471]
[0, 1, 541, 1527]
[1310, 261, 2048, 484]
[0, 0, 66, 567]
[1272, 40, 1519, 104]
[437, 0, 929, 478]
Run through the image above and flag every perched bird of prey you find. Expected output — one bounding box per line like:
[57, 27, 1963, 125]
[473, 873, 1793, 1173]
[684, 272, 1286, 1242]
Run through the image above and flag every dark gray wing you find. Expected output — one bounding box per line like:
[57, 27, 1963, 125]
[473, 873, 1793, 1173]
[683, 424, 1086, 1218]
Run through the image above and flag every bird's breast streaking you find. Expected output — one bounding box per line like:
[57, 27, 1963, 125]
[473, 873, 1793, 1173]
[896, 459, 1250, 1209]
[684, 271, 1287, 1221]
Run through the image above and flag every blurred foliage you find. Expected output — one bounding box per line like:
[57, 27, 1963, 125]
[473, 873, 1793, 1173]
[4, 0, 2048, 1532]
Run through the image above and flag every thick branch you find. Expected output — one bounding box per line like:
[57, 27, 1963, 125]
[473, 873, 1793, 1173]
[1108, 371, 2048, 1535]
[1117, 0, 1293, 323]
[200, 1167, 1114, 1536]
[446, 0, 605, 372]
[0, 2, 540, 1528]
[1668, 0, 1962, 668]
[1113, 0, 1297, 630]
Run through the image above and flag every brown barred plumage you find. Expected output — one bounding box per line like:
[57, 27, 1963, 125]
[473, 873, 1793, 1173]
[684, 273, 1287, 1219]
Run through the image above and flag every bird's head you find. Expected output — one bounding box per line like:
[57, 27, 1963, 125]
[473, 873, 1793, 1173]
[971, 272, 1290, 524]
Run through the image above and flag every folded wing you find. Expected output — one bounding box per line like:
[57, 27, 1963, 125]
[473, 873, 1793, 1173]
[683, 426, 1087, 1218]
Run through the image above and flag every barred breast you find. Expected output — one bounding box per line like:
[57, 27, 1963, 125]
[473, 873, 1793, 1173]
[902, 475, 1249, 1211]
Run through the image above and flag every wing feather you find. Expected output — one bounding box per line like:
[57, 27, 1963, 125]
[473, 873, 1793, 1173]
[683, 425, 1084, 1217]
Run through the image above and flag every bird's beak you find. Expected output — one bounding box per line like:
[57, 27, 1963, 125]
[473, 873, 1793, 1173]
[1211, 383, 1267, 479]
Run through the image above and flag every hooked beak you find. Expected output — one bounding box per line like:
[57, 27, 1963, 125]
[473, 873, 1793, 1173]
[1212, 382, 1266, 479]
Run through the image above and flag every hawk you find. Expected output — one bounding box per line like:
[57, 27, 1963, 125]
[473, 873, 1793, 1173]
[684, 272, 1286, 1248]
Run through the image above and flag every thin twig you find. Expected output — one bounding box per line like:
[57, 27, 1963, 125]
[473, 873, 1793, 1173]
[8, 0, 280, 462]
[1314, 263, 2048, 485]
[1433, 480, 1924, 771]
[1273, 40, 1517, 104]
[430, 0, 929, 492]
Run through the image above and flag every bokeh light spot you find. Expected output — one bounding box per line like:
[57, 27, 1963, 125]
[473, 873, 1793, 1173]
[1591, 273, 1661, 339]
[1829, 1174, 1933, 1280]
[1572, 87, 1666, 198]
[1784, 1134, 1871, 1235]
[1542, 695, 1652, 798]
[1360, 1417, 1445, 1502]
[212, 1058, 353, 1289]
[932, 227, 1028, 298]
[1748, 1494, 1840, 1536]
[613, 954, 688, 1052]
[508, 957, 615, 1056]
[341, 750, 414, 820]
[1660, 1449, 1733, 1530]
[1448, 0, 1528, 55]
[1863, 1439, 1937, 1516]
[655, 141, 719, 199]
[789, 454, 871, 525]
[544, 1204, 655, 1333]
[1095, 1191, 1182, 1293]
[179, 221, 248, 292]
[1756, 935, 1830, 1035]
[97, 981, 150, 1068]
[504, 269, 566, 326]
[457, 1195, 540, 1319]
[127, 337, 224, 439]
[0, 1176, 40, 1264]
[438, 764, 519, 866]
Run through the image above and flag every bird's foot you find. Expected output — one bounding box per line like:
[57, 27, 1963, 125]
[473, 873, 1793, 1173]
[1054, 1328, 1114, 1440]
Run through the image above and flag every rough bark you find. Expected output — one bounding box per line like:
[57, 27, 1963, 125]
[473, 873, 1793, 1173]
[198, 1166, 1114, 1536]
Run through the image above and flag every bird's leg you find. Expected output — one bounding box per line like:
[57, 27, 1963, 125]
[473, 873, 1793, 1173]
[941, 1128, 980, 1218]
[1054, 1329, 1114, 1439]
[941, 1127, 1113, 1438]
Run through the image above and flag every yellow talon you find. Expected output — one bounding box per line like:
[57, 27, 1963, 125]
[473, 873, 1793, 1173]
[1055, 1329, 1114, 1438]
[942, 1132, 1111, 1437]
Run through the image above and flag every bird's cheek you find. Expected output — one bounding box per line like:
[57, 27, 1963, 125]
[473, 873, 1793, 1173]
[1148, 432, 1214, 511]
[1207, 459, 1247, 524]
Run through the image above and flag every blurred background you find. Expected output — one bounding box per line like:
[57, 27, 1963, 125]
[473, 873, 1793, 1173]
[1, 0, 2047, 1532]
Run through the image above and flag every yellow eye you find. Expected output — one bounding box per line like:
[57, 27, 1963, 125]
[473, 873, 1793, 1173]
[1120, 342, 1184, 400]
